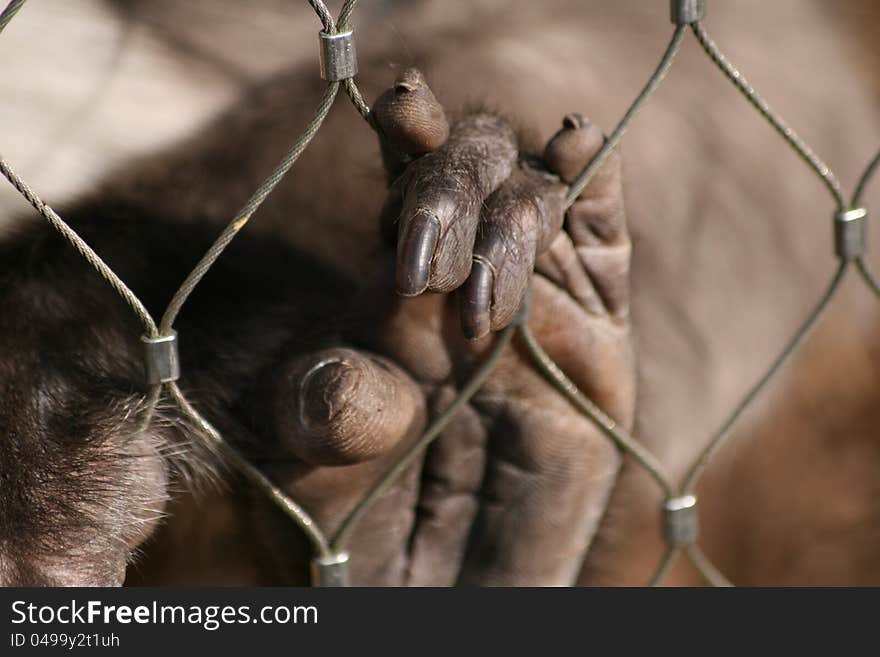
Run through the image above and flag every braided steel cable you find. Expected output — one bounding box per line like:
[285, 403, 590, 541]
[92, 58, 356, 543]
[0, 0, 26, 33]
[690, 22, 846, 212]
[331, 321, 516, 552]
[0, 158, 159, 337]
[564, 25, 686, 207]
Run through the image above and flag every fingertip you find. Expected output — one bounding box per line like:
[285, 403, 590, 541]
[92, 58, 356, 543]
[372, 68, 450, 157]
[276, 350, 422, 466]
[544, 113, 605, 184]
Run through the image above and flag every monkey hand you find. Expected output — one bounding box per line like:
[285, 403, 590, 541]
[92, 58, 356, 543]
[253, 69, 635, 585]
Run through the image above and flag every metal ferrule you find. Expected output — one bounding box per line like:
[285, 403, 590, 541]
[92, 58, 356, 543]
[311, 552, 351, 587]
[663, 494, 699, 546]
[670, 0, 704, 24]
[141, 331, 180, 385]
[834, 207, 867, 260]
[319, 30, 358, 82]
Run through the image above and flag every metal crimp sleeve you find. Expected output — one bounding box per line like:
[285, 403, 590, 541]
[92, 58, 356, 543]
[311, 552, 351, 587]
[670, 0, 704, 24]
[664, 494, 699, 546]
[319, 30, 358, 82]
[142, 331, 180, 385]
[834, 207, 867, 260]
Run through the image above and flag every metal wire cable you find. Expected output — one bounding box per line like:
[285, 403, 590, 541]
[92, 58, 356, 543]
[691, 22, 846, 212]
[856, 259, 880, 298]
[137, 384, 163, 435]
[518, 324, 674, 497]
[0, 0, 25, 33]
[852, 146, 880, 208]
[307, 0, 335, 33]
[684, 544, 733, 587]
[0, 157, 159, 337]
[168, 381, 332, 557]
[158, 81, 339, 334]
[564, 25, 686, 207]
[344, 78, 372, 121]
[335, 0, 373, 123]
[850, 147, 879, 295]
[649, 546, 678, 586]
[337, 0, 358, 32]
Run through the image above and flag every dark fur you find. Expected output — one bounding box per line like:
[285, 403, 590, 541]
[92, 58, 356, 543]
[0, 164, 381, 582]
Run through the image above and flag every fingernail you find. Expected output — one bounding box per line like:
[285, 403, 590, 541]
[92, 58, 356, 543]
[461, 258, 493, 340]
[293, 356, 391, 466]
[563, 113, 589, 130]
[394, 68, 425, 93]
[397, 209, 440, 296]
[298, 358, 350, 431]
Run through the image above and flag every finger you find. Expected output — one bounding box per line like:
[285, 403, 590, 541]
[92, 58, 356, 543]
[263, 345, 428, 585]
[372, 68, 449, 181]
[544, 113, 626, 243]
[528, 275, 636, 424]
[272, 347, 424, 466]
[571, 241, 631, 320]
[459, 162, 566, 339]
[544, 113, 630, 318]
[535, 231, 606, 316]
[455, 275, 633, 586]
[405, 385, 489, 586]
[457, 349, 621, 586]
[395, 114, 518, 297]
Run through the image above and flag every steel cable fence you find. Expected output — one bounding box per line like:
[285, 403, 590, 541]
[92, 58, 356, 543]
[0, 0, 877, 586]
